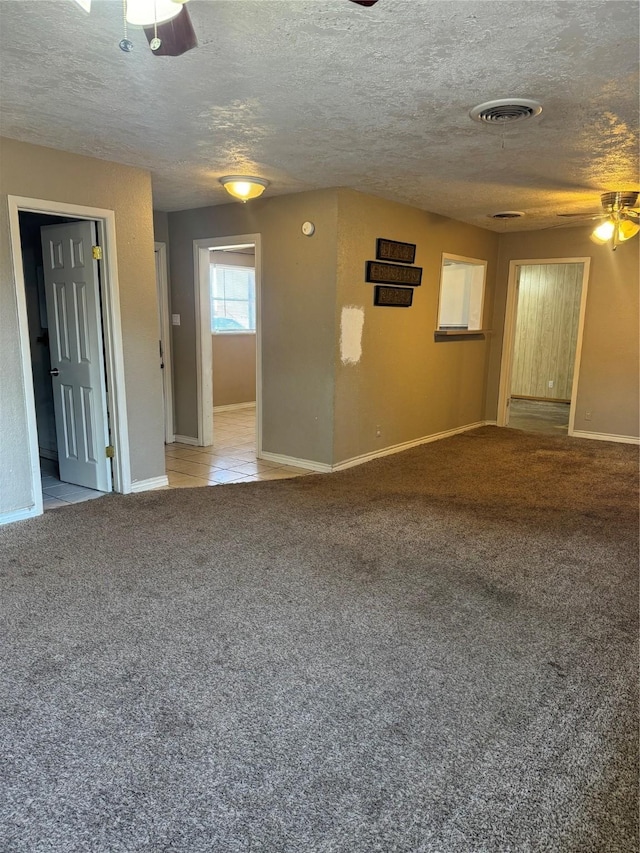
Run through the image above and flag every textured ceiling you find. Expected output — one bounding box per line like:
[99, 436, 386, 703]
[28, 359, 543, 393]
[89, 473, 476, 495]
[0, 0, 638, 230]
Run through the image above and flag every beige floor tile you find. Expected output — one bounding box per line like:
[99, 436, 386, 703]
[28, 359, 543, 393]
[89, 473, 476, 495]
[164, 406, 306, 491]
[206, 455, 249, 468]
[227, 460, 284, 475]
[166, 459, 223, 478]
[165, 447, 208, 459]
[182, 451, 227, 466]
[167, 472, 210, 488]
[254, 468, 300, 480]
[207, 469, 249, 484]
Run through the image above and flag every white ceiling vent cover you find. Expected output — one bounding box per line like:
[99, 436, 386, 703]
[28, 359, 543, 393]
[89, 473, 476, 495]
[470, 99, 542, 124]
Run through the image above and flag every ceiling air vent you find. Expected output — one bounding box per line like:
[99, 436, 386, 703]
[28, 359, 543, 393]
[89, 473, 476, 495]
[489, 211, 525, 219]
[470, 99, 542, 124]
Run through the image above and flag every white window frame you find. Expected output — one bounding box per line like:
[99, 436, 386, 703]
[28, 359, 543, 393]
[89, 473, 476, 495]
[436, 253, 488, 332]
[210, 264, 256, 334]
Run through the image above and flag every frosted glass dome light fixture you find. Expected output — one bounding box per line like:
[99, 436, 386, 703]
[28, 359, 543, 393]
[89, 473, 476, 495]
[220, 176, 269, 202]
[126, 0, 186, 26]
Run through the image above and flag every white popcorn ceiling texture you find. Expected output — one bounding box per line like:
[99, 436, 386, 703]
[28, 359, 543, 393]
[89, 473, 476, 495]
[0, 0, 638, 230]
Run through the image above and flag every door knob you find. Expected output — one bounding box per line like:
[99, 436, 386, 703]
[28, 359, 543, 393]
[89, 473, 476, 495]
[49, 368, 60, 376]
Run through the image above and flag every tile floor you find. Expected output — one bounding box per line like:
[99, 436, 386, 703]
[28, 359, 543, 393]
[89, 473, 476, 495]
[40, 458, 107, 510]
[164, 404, 315, 489]
[41, 405, 314, 510]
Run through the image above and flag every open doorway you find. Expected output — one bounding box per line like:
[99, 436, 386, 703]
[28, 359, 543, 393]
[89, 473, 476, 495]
[192, 233, 262, 450]
[9, 195, 131, 520]
[164, 235, 262, 486]
[18, 212, 113, 508]
[497, 258, 591, 436]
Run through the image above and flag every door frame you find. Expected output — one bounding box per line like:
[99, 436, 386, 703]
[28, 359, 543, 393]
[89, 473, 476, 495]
[193, 233, 262, 450]
[8, 195, 132, 517]
[155, 242, 174, 444]
[496, 256, 591, 436]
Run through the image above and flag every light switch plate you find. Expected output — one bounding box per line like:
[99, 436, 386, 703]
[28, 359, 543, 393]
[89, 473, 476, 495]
[171, 314, 181, 326]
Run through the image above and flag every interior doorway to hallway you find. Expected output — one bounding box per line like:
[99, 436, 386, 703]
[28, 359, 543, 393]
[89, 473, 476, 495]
[18, 211, 113, 509]
[192, 233, 263, 450]
[8, 195, 131, 521]
[497, 258, 591, 437]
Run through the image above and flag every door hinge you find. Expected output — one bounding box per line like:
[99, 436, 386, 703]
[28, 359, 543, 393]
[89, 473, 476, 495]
[106, 445, 115, 458]
[92, 245, 103, 260]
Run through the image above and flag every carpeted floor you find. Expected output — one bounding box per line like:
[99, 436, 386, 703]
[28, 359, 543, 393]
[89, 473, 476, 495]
[1, 427, 638, 853]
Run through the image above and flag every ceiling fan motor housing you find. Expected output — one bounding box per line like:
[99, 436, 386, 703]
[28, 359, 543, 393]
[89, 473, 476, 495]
[601, 191, 639, 211]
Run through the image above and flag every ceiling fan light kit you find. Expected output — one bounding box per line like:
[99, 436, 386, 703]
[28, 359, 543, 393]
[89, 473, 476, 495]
[220, 176, 269, 203]
[588, 191, 640, 250]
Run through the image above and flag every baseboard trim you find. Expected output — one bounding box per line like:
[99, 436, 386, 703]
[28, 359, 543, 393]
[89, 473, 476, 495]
[258, 451, 332, 473]
[570, 430, 640, 445]
[39, 447, 58, 461]
[0, 504, 42, 526]
[213, 402, 256, 413]
[259, 421, 490, 475]
[173, 435, 200, 446]
[130, 476, 169, 493]
[332, 421, 488, 471]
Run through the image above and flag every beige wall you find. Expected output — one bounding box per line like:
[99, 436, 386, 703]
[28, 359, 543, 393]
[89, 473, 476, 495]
[487, 226, 640, 439]
[0, 138, 165, 515]
[334, 190, 499, 463]
[166, 188, 501, 467]
[213, 335, 256, 406]
[167, 189, 339, 463]
[210, 249, 256, 406]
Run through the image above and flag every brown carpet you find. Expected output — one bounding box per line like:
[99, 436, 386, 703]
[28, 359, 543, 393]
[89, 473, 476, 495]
[1, 426, 638, 852]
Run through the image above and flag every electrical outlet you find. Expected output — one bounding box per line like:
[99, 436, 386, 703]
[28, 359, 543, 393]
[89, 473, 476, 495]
[548, 380, 554, 389]
[375, 425, 382, 437]
[585, 411, 592, 421]
[171, 314, 181, 326]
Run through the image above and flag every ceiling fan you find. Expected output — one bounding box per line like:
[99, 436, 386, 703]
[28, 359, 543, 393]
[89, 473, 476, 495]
[73, 0, 379, 57]
[557, 191, 640, 250]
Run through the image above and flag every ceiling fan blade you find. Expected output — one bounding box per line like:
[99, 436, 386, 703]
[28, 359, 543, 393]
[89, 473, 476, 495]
[348, 1, 379, 6]
[556, 212, 606, 220]
[144, 7, 197, 56]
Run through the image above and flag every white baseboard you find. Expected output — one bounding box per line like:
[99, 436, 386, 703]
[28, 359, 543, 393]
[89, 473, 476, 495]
[130, 475, 169, 493]
[259, 421, 489, 475]
[332, 421, 488, 471]
[213, 402, 256, 413]
[0, 504, 42, 526]
[173, 434, 200, 446]
[570, 429, 640, 445]
[258, 450, 332, 473]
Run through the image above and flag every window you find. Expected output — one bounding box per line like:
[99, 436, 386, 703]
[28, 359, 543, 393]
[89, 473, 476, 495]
[437, 254, 487, 331]
[210, 265, 256, 333]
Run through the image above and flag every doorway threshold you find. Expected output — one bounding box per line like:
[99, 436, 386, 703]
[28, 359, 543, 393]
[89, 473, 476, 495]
[41, 466, 108, 509]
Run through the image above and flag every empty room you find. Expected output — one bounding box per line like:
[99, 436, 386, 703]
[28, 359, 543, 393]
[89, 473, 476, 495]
[0, 1, 638, 851]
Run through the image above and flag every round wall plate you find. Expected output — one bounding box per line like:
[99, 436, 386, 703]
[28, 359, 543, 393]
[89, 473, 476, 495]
[302, 221, 315, 236]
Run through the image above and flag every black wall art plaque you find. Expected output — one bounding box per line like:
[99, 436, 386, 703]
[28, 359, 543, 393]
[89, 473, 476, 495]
[373, 285, 414, 307]
[376, 238, 416, 264]
[366, 260, 423, 286]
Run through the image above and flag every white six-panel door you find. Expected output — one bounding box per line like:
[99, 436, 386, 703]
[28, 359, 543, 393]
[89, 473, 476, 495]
[41, 221, 112, 492]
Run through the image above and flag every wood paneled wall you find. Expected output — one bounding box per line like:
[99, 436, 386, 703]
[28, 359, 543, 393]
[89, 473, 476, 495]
[511, 263, 583, 400]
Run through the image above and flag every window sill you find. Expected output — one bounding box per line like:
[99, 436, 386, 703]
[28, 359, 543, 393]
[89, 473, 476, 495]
[434, 329, 491, 340]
